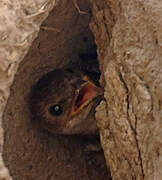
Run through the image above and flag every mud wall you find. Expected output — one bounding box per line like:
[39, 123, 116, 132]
[90, 0, 162, 180]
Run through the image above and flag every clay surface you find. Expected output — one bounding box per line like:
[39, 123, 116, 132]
[90, 0, 162, 180]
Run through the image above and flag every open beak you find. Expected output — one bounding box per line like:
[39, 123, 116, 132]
[70, 78, 103, 117]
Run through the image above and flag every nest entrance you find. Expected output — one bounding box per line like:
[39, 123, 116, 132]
[2, 0, 111, 179]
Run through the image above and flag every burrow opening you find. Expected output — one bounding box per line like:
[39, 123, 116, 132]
[2, 0, 111, 179]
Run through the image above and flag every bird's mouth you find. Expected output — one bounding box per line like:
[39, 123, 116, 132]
[70, 80, 103, 117]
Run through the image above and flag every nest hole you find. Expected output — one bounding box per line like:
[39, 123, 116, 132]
[2, 0, 111, 179]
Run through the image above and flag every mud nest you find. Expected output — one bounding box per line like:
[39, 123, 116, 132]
[2, 0, 111, 179]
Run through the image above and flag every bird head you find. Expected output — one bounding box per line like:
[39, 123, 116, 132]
[30, 68, 103, 135]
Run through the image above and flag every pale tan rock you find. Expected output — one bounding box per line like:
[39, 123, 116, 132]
[91, 0, 162, 179]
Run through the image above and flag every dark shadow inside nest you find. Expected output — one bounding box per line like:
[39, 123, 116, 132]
[28, 45, 112, 180]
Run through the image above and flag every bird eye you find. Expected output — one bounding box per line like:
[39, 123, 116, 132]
[49, 105, 63, 116]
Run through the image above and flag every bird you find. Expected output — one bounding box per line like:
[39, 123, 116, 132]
[30, 52, 103, 135]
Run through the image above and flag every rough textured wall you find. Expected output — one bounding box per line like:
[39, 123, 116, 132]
[0, 0, 57, 179]
[90, 0, 162, 180]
